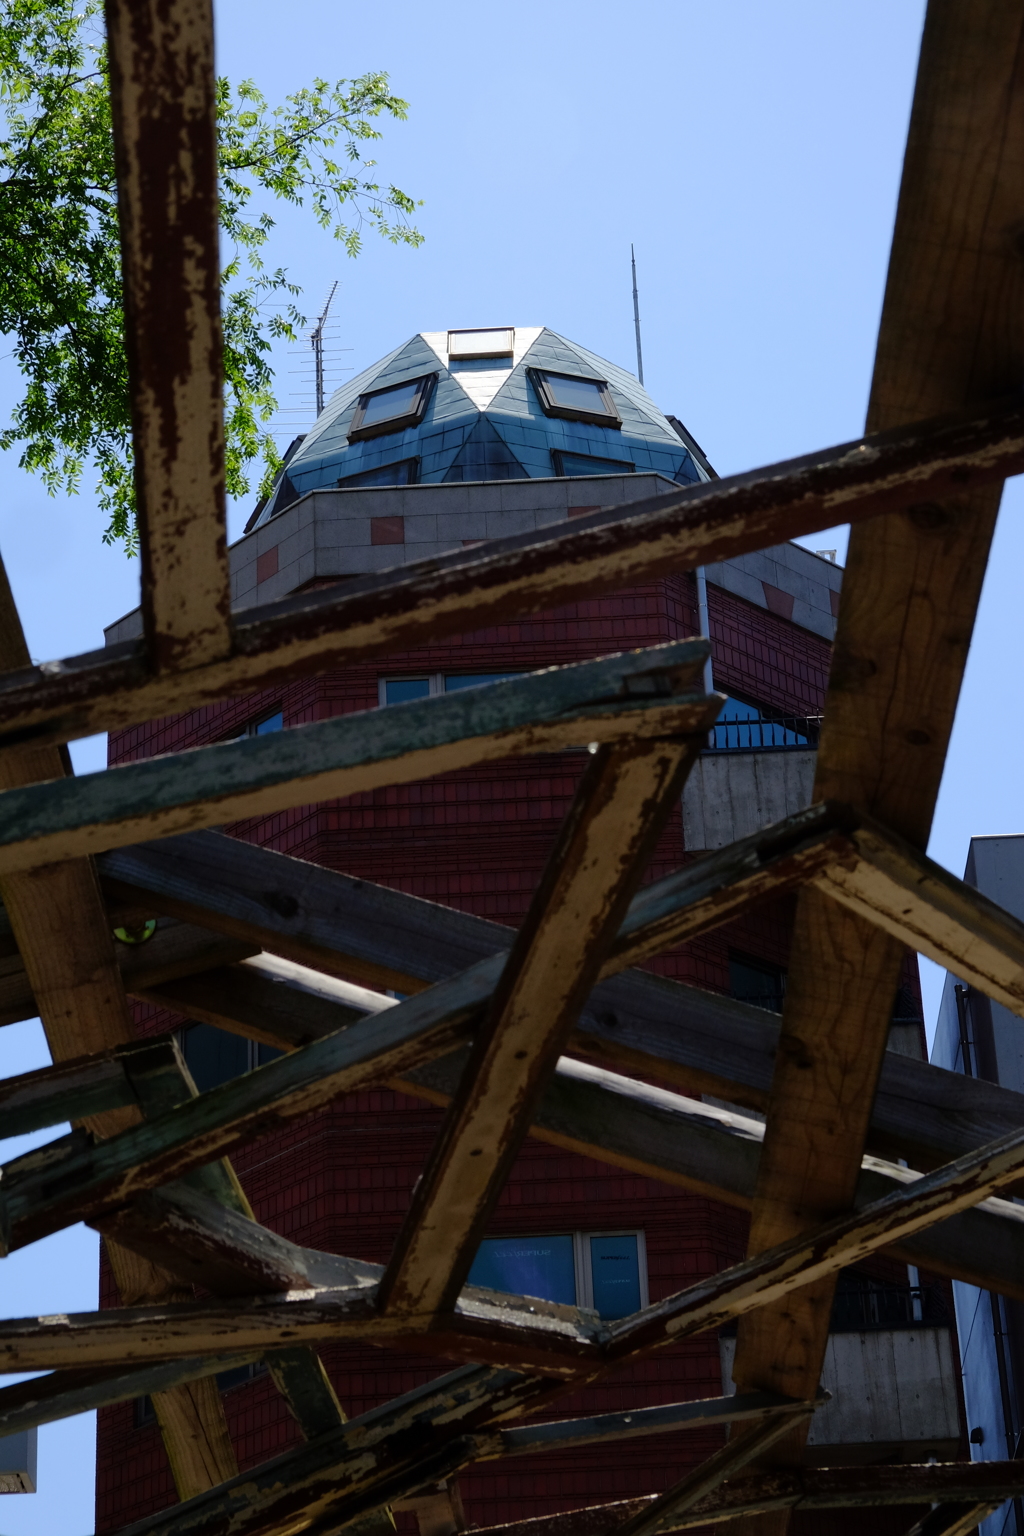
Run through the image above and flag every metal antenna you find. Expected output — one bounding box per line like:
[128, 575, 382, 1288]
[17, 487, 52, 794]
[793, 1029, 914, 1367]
[311, 281, 338, 416]
[631, 244, 644, 386]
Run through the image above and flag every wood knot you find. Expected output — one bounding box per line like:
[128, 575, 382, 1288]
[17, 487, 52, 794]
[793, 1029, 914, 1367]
[906, 502, 954, 532]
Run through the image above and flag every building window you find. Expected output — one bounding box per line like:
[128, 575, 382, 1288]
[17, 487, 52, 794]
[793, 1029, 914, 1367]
[338, 457, 419, 489]
[729, 952, 787, 1015]
[180, 1022, 283, 1094]
[448, 328, 514, 360]
[467, 1230, 647, 1321]
[379, 672, 522, 706]
[551, 449, 635, 477]
[710, 695, 820, 751]
[348, 374, 436, 442]
[528, 368, 621, 427]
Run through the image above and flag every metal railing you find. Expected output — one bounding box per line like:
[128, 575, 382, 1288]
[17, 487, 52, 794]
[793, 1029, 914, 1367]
[830, 1276, 949, 1333]
[708, 714, 822, 752]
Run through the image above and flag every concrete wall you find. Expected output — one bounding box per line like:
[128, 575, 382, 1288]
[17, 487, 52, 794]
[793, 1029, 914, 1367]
[682, 749, 816, 852]
[721, 1328, 961, 1462]
[104, 480, 844, 647]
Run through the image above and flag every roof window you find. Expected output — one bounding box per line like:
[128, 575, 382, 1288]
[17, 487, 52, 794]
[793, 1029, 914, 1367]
[448, 327, 514, 360]
[529, 368, 621, 427]
[551, 449, 634, 477]
[348, 373, 436, 442]
[338, 457, 419, 489]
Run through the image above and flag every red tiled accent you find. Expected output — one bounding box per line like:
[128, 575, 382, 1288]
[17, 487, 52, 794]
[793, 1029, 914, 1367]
[462, 538, 485, 547]
[567, 505, 599, 519]
[829, 586, 840, 618]
[760, 580, 794, 620]
[256, 546, 278, 584]
[371, 516, 405, 545]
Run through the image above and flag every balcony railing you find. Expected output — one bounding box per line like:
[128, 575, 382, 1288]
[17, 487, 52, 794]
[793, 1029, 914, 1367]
[708, 714, 822, 752]
[831, 1275, 949, 1333]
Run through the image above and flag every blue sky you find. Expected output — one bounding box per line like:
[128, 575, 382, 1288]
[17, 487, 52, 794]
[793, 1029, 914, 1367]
[8, 3, 1023, 1530]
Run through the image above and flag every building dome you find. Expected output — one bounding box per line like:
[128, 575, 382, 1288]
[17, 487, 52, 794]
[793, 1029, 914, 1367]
[249, 326, 711, 529]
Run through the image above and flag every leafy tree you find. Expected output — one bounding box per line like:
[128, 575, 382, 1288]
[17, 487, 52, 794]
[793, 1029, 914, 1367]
[0, 0, 421, 550]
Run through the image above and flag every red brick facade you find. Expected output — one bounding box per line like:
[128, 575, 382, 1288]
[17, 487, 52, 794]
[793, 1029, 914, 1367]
[97, 573, 930, 1535]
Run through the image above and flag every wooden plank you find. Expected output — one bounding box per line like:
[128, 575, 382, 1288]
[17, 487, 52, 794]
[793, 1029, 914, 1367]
[0, 1352, 261, 1439]
[104, 0, 231, 673]
[10, 1109, 1024, 1378]
[0, 643, 713, 875]
[0, 556, 239, 1497]
[730, 6, 1024, 1521]
[812, 814, 1024, 1014]
[379, 737, 701, 1317]
[0, 953, 508, 1249]
[401, 1053, 1024, 1306]
[904, 1507, 1002, 1536]
[1, 394, 1024, 752]
[495, 1390, 819, 1461]
[466, 1463, 1024, 1536]
[613, 1415, 813, 1536]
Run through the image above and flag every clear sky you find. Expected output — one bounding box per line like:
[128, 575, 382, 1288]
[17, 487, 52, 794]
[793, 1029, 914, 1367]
[9, 3, 1022, 1531]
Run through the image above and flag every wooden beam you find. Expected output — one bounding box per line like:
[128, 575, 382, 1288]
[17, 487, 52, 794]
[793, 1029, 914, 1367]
[466, 1463, 1024, 1536]
[613, 1415, 813, 1536]
[731, 7, 1024, 1524]
[0, 1352, 260, 1439]
[0, 643, 713, 875]
[903, 1506, 1002, 1536]
[379, 737, 702, 1317]
[1, 394, 1024, 753]
[104, 0, 231, 673]
[401, 1053, 1024, 1306]
[494, 1391, 820, 1461]
[0, 556, 239, 1497]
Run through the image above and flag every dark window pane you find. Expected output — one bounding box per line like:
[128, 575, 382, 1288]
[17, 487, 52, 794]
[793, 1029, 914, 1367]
[384, 678, 431, 704]
[544, 376, 611, 414]
[589, 1234, 641, 1319]
[443, 673, 521, 692]
[554, 451, 634, 477]
[182, 1024, 249, 1092]
[254, 711, 283, 735]
[338, 458, 418, 489]
[216, 1364, 253, 1392]
[360, 380, 421, 429]
[468, 1235, 576, 1306]
[729, 955, 787, 1015]
[256, 1042, 285, 1067]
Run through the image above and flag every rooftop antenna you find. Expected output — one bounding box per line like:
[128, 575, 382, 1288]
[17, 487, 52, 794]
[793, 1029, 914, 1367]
[631, 244, 644, 387]
[311, 281, 338, 416]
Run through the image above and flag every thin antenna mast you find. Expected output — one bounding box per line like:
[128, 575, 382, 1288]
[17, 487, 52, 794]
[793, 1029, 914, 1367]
[631, 244, 644, 386]
[311, 281, 338, 416]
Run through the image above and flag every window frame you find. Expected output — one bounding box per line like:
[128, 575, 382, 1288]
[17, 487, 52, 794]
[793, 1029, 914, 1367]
[337, 456, 420, 490]
[527, 367, 622, 428]
[378, 672, 525, 707]
[448, 327, 515, 361]
[550, 449, 635, 477]
[348, 373, 437, 442]
[469, 1228, 648, 1316]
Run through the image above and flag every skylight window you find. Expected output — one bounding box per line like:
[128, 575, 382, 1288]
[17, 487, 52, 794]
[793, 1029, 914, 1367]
[448, 327, 514, 360]
[528, 368, 621, 427]
[348, 374, 436, 441]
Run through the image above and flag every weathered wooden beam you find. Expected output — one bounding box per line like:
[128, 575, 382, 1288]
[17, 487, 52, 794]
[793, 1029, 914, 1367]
[904, 1506, 1002, 1536]
[0, 1352, 260, 1439]
[812, 815, 1024, 1015]
[466, 1463, 1024, 1536]
[3, 395, 1024, 754]
[613, 1415, 812, 1536]
[100, 817, 1024, 1176]
[104, 0, 231, 674]
[93, 1364, 559, 1536]
[402, 1053, 1024, 1306]
[0, 643, 713, 875]
[379, 737, 702, 1317]
[731, 7, 1024, 1523]
[0, 555, 239, 1495]
[494, 1390, 819, 1461]
[0, 955, 506, 1251]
